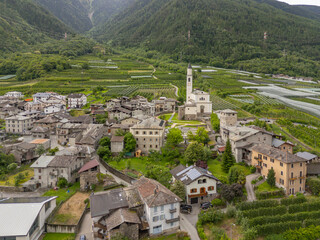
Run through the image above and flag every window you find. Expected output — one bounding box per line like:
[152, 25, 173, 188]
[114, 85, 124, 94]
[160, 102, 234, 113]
[143, 131, 146, 135]
[149, 131, 153, 135]
[291, 164, 294, 168]
[161, 205, 164, 212]
[153, 216, 159, 222]
[300, 163, 303, 167]
[171, 203, 174, 209]
[45, 201, 51, 212]
[263, 156, 267, 160]
[135, 131, 139, 134]
[271, 159, 274, 163]
[0, 236, 17, 240]
[29, 215, 39, 236]
[258, 154, 262, 160]
[38, 169, 41, 173]
[208, 186, 214, 191]
[155, 145, 158, 148]
[154, 206, 158, 212]
[300, 179, 302, 184]
[190, 188, 197, 193]
[281, 171, 283, 176]
[280, 163, 283, 167]
[160, 214, 165, 220]
[300, 171, 302, 177]
[291, 172, 294, 178]
[155, 131, 158, 135]
[143, 138, 146, 141]
[150, 145, 152, 148]
[170, 222, 174, 227]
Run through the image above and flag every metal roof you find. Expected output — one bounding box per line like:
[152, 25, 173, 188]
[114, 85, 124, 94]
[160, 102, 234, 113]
[296, 152, 318, 161]
[0, 197, 56, 237]
[272, 138, 285, 148]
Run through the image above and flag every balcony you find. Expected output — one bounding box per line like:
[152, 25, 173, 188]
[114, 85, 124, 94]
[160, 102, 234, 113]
[188, 191, 208, 198]
[299, 176, 305, 179]
[166, 217, 180, 224]
[289, 177, 297, 181]
[169, 208, 177, 213]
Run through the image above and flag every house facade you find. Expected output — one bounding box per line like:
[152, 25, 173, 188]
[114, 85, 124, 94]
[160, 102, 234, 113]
[5, 115, 34, 134]
[67, 93, 87, 109]
[171, 165, 219, 204]
[130, 118, 165, 155]
[251, 144, 308, 195]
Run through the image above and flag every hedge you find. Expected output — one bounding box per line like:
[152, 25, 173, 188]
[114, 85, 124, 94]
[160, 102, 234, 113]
[280, 196, 306, 206]
[304, 219, 320, 228]
[282, 225, 320, 240]
[256, 189, 285, 200]
[288, 201, 320, 214]
[306, 177, 320, 195]
[236, 199, 279, 211]
[248, 211, 320, 227]
[256, 221, 302, 236]
[241, 206, 287, 219]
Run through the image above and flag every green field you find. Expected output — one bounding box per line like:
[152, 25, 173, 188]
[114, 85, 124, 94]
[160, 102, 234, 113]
[43, 233, 75, 240]
[42, 182, 80, 205]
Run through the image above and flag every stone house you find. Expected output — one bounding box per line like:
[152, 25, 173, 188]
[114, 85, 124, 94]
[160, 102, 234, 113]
[152, 97, 176, 114]
[4, 91, 24, 98]
[5, 115, 34, 134]
[3, 142, 38, 165]
[44, 104, 66, 114]
[170, 165, 219, 204]
[34, 115, 61, 132]
[272, 138, 294, 154]
[108, 107, 131, 121]
[251, 144, 308, 195]
[67, 93, 87, 108]
[30, 139, 51, 150]
[75, 124, 105, 149]
[109, 124, 131, 136]
[30, 126, 50, 139]
[78, 159, 100, 191]
[130, 118, 165, 155]
[111, 136, 125, 154]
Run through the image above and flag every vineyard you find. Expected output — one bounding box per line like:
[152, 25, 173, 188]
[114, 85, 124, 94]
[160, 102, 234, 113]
[211, 95, 239, 110]
[236, 197, 320, 238]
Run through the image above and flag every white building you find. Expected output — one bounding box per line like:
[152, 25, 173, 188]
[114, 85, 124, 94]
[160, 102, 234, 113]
[178, 64, 212, 120]
[171, 165, 219, 204]
[67, 93, 87, 109]
[33, 93, 52, 103]
[44, 104, 66, 114]
[132, 177, 181, 235]
[0, 196, 57, 240]
[5, 91, 24, 98]
[5, 115, 34, 134]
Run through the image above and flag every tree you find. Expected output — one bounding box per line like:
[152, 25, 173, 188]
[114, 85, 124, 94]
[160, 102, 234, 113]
[14, 173, 25, 186]
[170, 180, 186, 201]
[166, 128, 183, 147]
[187, 127, 210, 145]
[203, 147, 213, 162]
[97, 146, 111, 160]
[81, 62, 89, 70]
[36, 145, 46, 156]
[267, 168, 276, 187]
[99, 137, 111, 148]
[222, 139, 235, 173]
[57, 177, 68, 188]
[220, 183, 243, 202]
[184, 142, 204, 164]
[124, 133, 136, 152]
[228, 165, 246, 185]
[145, 165, 172, 188]
[96, 112, 108, 124]
[115, 129, 126, 136]
[211, 113, 220, 132]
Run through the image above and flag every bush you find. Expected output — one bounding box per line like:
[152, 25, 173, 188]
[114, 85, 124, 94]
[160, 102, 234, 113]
[211, 198, 225, 207]
[236, 199, 279, 211]
[256, 189, 285, 200]
[211, 226, 226, 240]
[288, 201, 320, 214]
[196, 221, 208, 240]
[280, 196, 306, 205]
[84, 198, 89, 205]
[306, 177, 320, 195]
[0, 174, 8, 181]
[241, 206, 287, 219]
[251, 180, 257, 185]
[14, 173, 25, 186]
[7, 163, 17, 171]
[226, 205, 237, 218]
[250, 166, 256, 173]
[242, 227, 258, 240]
[256, 221, 302, 236]
[282, 225, 320, 240]
[198, 208, 224, 225]
[126, 172, 138, 178]
[57, 177, 68, 188]
[258, 176, 263, 181]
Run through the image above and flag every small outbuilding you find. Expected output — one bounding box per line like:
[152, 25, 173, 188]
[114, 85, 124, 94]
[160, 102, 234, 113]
[111, 136, 125, 154]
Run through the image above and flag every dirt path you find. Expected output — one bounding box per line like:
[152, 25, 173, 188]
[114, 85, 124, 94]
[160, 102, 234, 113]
[170, 83, 179, 97]
[246, 173, 260, 202]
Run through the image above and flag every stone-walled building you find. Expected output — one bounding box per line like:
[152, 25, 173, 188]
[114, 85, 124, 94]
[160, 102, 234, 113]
[5, 115, 34, 134]
[78, 159, 100, 191]
[111, 136, 125, 154]
[67, 93, 87, 109]
[130, 117, 165, 155]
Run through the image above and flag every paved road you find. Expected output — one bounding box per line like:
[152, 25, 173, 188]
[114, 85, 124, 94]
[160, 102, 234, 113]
[180, 205, 200, 240]
[246, 173, 260, 202]
[76, 212, 93, 240]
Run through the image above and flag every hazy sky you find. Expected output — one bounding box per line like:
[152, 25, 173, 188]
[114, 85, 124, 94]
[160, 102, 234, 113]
[277, 0, 320, 6]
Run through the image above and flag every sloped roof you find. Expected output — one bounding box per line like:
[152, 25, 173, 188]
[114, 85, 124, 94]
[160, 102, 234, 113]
[48, 155, 77, 168]
[170, 165, 219, 185]
[307, 163, 320, 175]
[131, 118, 165, 129]
[90, 189, 128, 218]
[0, 197, 56, 237]
[111, 136, 125, 142]
[78, 159, 99, 174]
[106, 208, 140, 231]
[31, 155, 55, 168]
[272, 138, 285, 148]
[133, 177, 181, 207]
[296, 152, 318, 161]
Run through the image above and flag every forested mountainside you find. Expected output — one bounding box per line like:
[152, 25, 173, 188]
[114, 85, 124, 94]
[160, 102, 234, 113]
[34, 0, 93, 32]
[0, 0, 71, 53]
[255, 0, 320, 23]
[33, 0, 134, 32]
[93, 0, 320, 77]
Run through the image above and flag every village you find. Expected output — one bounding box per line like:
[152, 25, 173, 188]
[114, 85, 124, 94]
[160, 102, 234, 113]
[0, 65, 320, 240]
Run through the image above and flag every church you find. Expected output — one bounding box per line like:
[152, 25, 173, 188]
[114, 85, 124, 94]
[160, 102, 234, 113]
[178, 64, 212, 120]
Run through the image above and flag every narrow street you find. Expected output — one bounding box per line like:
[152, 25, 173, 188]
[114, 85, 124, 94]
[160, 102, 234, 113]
[76, 212, 93, 240]
[180, 205, 200, 240]
[245, 173, 260, 202]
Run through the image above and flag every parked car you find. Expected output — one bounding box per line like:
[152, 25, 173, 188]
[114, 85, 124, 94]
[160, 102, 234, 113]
[200, 202, 212, 210]
[180, 203, 192, 213]
[80, 235, 86, 240]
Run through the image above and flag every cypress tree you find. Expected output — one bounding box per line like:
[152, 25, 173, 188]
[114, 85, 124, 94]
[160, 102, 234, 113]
[222, 139, 235, 173]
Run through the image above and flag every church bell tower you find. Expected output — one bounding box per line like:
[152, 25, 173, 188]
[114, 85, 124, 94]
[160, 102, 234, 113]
[186, 63, 193, 102]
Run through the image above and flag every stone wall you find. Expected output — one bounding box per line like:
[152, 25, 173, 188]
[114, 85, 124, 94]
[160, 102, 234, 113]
[80, 170, 99, 191]
[110, 223, 139, 240]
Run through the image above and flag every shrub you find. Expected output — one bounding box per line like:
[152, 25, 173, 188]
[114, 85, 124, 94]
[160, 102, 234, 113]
[211, 226, 226, 240]
[280, 196, 306, 205]
[228, 165, 246, 185]
[126, 172, 138, 178]
[256, 189, 285, 200]
[250, 166, 256, 173]
[242, 227, 258, 240]
[196, 221, 208, 240]
[236, 200, 279, 211]
[226, 205, 237, 218]
[211, 198, 225, 207]
[57, 177, 68, 188]
[256, 221, 302, 236]
[14, 173, 25, 186]
[282, 225, 320, 240]
[258, 176, 263, 181]
[241, 206, 287, 219]
[251, 179, 257, 185]
[7, 163, 17, 171]
[288, 201, 320, 214]
[306, 177, 320, 195]
[0, 174, 8, 181]
[198, 208, 224, 225]
[84, 198, 89, 205]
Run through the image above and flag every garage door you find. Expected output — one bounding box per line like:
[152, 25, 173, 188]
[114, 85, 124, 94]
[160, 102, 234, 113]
[153, 225, 162, 234]
[191, 197, 198, 204]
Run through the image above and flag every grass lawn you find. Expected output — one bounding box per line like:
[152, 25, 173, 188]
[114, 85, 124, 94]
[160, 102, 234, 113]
[0, 169, 34, 186]
[42, 182, 80, 205]
[207, 159, 251, 181]
[142, 233, 188, 240]
[108, 157, 169, 175]
[256, 181, 279, 192]
[43, 233, 75, 240]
